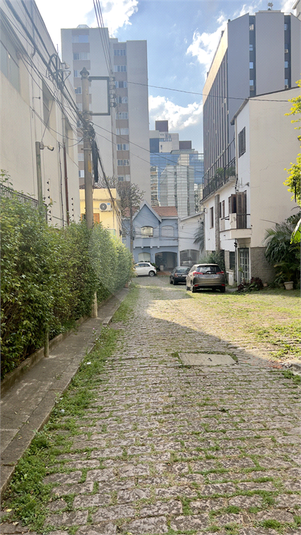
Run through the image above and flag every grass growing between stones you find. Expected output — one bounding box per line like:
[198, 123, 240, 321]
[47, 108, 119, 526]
[2, 327, 119, 532]
[111, 283, 139, 323]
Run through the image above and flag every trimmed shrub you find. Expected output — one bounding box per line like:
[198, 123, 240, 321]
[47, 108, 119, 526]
[0, 186, 132, 379]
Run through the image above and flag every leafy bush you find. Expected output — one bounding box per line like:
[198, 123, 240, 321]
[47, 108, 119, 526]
[0, 183, 132, 379]
[264, 213, 300, 285]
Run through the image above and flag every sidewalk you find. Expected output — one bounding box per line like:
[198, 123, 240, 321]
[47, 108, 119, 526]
[0, 289, 128, 499]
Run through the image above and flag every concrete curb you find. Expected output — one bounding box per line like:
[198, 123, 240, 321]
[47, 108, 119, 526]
[0, 288, 128, 500]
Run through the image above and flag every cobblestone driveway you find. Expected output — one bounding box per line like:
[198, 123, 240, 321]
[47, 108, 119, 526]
[3, 278, 301, 534]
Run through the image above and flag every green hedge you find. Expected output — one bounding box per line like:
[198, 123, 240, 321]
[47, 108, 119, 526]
[0, 189, 133, 379]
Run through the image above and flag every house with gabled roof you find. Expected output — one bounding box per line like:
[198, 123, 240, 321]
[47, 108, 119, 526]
[123, 201, 179, 270]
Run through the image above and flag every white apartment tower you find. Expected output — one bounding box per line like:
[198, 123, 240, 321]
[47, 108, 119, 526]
[203, 9, 301, 186]
[61, 28, 150, 202]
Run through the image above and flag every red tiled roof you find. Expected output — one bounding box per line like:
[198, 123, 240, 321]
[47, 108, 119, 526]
[152, 206, 178, 217]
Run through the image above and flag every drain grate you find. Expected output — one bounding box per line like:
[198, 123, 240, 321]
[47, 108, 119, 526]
[180, 353, 236, 366]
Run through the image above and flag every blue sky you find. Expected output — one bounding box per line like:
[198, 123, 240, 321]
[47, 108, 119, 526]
[36, 0, 294, 152]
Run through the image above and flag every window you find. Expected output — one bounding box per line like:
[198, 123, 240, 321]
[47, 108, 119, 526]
[114, 49, 126, 56]
[72, 34, 89, 43]
[239, 248, 249, 282]
[118, 176, 124, 181]
[0, 32, 20, 91]
[229, 251, 235, 270]
[73, 52, 89, 60]
[284, 60, 289, 68]
[74, 70, 80, 78]
[117, 112, 128, 119]
[75, 87, 82, 94]
[249, 44, 254, 51]
[238, 127, 246, 157]
[117, 143, 129, 150]
[249, 80, 254, 87]
[118, 159, 130, 166]
[249, 61, 254, 69]
[115, 81, 127, 88]
[141, 226, 153, 237]
[284, 23, 288, 30]
[220, 200, 225, 219]
[116, 128, 129, 135]
[79, 170, 85, 178]
[138, 252, 151, 261]
[210, 206, 214, 228]
[114, 65, 127, 72]
[249, 23, 254, 30]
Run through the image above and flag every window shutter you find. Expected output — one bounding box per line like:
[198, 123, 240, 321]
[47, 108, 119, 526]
[236, 192, 246, 229]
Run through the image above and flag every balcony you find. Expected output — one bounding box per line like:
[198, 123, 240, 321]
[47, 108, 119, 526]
[203, 163, 236, 200]
[222, 213, 251, 240]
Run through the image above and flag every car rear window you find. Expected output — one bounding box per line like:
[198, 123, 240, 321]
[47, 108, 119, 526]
[177, 268, 188, 273]
[197, 265, 221, 274]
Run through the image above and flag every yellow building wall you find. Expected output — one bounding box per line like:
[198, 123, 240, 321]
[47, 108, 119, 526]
[80, 188, 122, 239]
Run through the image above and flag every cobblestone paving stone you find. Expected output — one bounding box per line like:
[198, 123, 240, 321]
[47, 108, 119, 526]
[1, 278, 301, 535]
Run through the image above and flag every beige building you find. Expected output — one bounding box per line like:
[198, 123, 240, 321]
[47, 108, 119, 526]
[61, 28, 150, 202]
[202, 87, 300, 284]
[0, 0, 80, 226]
[80, 188, 122, 238]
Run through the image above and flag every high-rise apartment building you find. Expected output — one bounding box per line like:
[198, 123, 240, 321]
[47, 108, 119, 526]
[61, 28, 150, 202]
[203, 9, 301, 186]
[150, 120, 204, 216]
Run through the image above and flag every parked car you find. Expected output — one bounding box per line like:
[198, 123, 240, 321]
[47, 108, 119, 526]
[170, 266, 190, 285]
[186, 263, 226, 293]
[134, 262, 156, 277]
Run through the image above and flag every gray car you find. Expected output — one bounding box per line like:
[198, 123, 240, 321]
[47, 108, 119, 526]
[186, 263, 226, 293]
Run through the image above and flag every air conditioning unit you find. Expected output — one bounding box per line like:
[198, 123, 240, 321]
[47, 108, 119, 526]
[100, 202, 112, 212]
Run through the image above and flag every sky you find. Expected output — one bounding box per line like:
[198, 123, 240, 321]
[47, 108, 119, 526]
[36, 0, 295, 152]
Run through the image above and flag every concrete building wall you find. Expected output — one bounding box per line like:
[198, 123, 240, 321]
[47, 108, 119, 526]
[126, 41, 151, 202]
[1, 2, 80, 226]
[255, 11, 286, 94]
[61, 27, 116, 182]
[247, 89, 299, 249]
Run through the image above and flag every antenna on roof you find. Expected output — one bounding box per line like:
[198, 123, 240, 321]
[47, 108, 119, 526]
[268, 2, 273, 9]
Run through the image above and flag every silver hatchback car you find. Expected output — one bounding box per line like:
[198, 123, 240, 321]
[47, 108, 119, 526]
[186, 263, 226, 293]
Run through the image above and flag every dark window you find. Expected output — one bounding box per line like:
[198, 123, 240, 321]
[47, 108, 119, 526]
[229, 194, 236, 214]
[210, 207, 214, 228]
[238, 127, 246, 157]
[229, 251, 235, 270]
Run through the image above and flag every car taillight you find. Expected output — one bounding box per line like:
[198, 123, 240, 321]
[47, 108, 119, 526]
[192, 271, 201, 276]
[217, 271, 224, 274]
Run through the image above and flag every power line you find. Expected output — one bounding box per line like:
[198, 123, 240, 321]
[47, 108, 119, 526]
[127, 80, 293, 103]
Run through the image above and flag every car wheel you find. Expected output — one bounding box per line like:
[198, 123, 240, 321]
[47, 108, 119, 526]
[212, 287, 216, 292]
[149, 270, 155, 277]
[170, 278, 173, 284]
[191, 286, 196, 293]
[173, 280, 177, 285]
[186, 284, 190, 291]
[220, 286, 225, 293]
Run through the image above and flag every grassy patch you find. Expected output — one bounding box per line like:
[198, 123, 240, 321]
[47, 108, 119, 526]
[112, 284, 139, 323]
[2, 327, 118, 532]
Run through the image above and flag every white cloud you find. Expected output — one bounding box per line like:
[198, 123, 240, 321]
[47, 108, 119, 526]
[186, 3, 261, 73]
[281, 0, 294, 12]
[149, 95, 203, 132]
[35, 0, 138, 50]
[98, 0, 138, 36]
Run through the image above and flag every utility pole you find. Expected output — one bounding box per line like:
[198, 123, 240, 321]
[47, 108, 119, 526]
[81, 67, 93, 230]
[81, 67, 97, 317]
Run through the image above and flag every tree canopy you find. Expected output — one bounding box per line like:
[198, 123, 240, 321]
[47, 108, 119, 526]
[284, 80, 301, 207]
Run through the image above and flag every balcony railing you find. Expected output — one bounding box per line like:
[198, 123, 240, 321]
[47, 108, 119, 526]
[203, 159, 236, 200]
